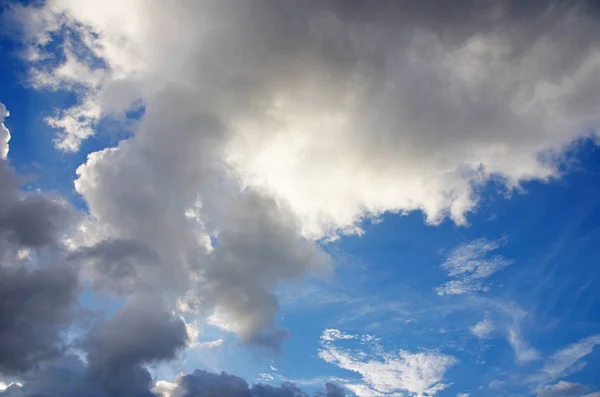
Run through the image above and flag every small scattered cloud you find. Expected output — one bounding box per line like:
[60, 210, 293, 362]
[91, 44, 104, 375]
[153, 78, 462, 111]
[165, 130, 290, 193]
[470, 319, 494, 339]
[536, 381, 589, 397]
[198, 338, 224, 350]
[436, 239, 512, 296]
[489, 380, 506, 389]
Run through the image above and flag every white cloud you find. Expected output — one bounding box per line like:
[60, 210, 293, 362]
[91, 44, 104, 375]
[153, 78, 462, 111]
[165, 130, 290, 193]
[470, 319, 494, 339]
[488, 380, 506, 389]
[0, 103, 10, 159]
[509, 328, 541, 363]
[531, 335, 600, 386]
[536, 381, 590, 397]
[457, 393, 470, 397]
[9, 1, 600, 240]
[197, 338, 224, 350]
[319, 329, 457, 397]
[436, 239, 512, 296]
[152, 380, 177, 397]
[321, 328, 358, 342]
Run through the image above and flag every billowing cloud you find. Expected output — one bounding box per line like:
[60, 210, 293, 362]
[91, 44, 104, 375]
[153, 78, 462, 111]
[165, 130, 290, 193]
[436, 239, 512, 296]
[7, 0, 600, 239]
[4, 1, 600, 395]
[0, 265, 78, 376]
[0, 103, 79, 376]
[318, 329, 457, 397]
[1, 359, 344, 397]
[155, 370, 346, 397]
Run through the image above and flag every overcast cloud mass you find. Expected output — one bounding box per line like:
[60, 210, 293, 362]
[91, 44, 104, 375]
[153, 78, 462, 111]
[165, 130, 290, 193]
[1, 0, 600, 396]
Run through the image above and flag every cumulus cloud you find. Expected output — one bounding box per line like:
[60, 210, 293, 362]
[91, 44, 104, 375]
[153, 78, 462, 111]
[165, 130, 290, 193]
[4, 0, 600, 395]
[318, 329, 457, 397]
[152, 370, 345, 397]
[436, 239, 512, 296]
[0, 265, 78, 376]
[7, 0, 600, 239]
[0, 103, 79, 376]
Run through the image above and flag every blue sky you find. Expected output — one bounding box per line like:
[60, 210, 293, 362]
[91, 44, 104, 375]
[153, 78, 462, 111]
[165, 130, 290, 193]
[1, 1, 600, 397]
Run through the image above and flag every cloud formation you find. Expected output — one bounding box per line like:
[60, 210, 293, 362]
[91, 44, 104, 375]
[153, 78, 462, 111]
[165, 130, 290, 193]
[8, 0, 600, 239]
[318, 329, 457, 397]
[4, 0, 600, 395]
[0, 103, 79, 376]
[155, 370, 346, 397]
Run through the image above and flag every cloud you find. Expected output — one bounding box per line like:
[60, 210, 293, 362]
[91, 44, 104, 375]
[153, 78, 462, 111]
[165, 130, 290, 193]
[436, 239, 512, 296]
[0, 265, 78, 375]
[4, 1, 600, 395]
[1, 359, 345, 397]
[536, 381, 590, 397]
[0, 103, 79, 376]
[0, 103, 9, 159]
[470, 319, 494, 339]
[7, 1, 600, 240]
[153, 370, 346, 397]
[68, 238, 162, 295]
[318, 329, 457, 396]
[531, 335, 600, 386]
[0, 300, 189, 397]
[198, 339, 224, 350]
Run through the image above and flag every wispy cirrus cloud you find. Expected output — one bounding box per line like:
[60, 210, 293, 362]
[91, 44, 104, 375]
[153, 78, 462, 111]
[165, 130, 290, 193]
[530, 335, 600, 386]
[436, 239, 512, 296]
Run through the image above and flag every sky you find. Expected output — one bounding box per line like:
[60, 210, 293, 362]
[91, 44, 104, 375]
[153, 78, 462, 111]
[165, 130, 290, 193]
[1, 1, 600, 396]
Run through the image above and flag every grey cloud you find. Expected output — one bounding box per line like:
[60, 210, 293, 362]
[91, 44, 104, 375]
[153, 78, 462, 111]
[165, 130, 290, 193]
[5, 0, 600, 392]
[167, 369, 344, 397]
[0, 265, 78, 375]
[0, 160, 73, 249]
[83, 300, 188, 396]
[0, 157, 79, 376]
[0, 364, 345, 397]
[69, 238, 161, 295]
